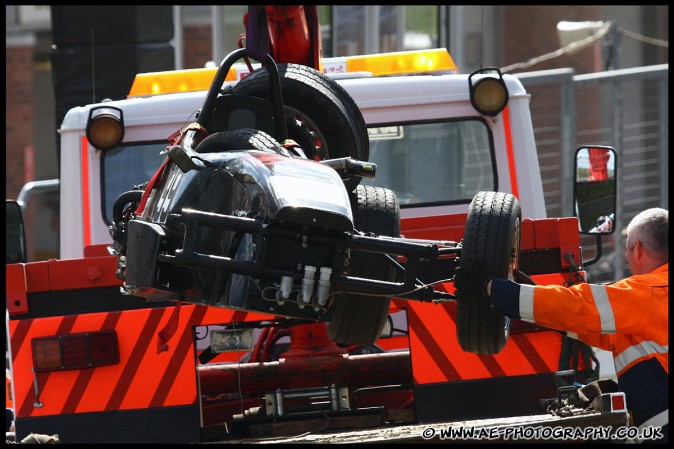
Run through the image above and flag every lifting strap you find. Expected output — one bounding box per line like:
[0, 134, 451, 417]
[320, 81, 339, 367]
[157, 301, 182, 354]
[241, 5, 271, 72]
[559, 335, 600, 383]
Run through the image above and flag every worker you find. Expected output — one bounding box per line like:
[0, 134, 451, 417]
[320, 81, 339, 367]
[454, 207, 668, 443]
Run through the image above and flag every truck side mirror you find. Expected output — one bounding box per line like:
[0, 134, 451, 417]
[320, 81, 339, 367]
[573, 146, 617, 234]
[6, 200, 27, 263]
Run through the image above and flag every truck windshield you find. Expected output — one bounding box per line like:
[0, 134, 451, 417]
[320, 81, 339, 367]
[362, 119, 495, 206]
[102, 143, 167, 224]
[101, 119, 494, 223]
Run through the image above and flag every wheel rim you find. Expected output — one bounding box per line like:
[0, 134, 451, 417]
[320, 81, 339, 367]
[284, 105, 330, 160]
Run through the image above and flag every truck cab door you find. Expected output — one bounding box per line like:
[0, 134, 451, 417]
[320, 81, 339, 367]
[6, 201, 27, 264]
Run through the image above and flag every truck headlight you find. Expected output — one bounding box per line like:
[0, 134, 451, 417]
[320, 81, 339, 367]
[86, 105, 124, 150]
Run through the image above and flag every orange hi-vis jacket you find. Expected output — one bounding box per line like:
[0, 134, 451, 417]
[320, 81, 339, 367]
[491, 263, 668, 439]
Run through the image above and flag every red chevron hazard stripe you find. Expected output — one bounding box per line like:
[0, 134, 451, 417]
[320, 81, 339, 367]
[406, 301, 560, 384]
[9, 304, 277, 419]
[62, 311, 122, 414]
[11, 308, 183, 418]
[9, 305, 273, 417]
[105, 307, 169, 411]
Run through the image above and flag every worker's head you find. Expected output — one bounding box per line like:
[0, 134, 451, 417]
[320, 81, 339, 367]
[625, 207, 668, 275]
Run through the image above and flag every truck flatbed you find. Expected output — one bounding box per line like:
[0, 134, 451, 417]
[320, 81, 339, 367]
[219, 401, 630, 444]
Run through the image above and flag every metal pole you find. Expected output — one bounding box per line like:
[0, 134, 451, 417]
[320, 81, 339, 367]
[612, 77, 624, 279]
[212, 5, 225, 64]
[449, 6, 464, 71]
[659, 75, 668, 209]
[602, 22, 620, 71]
[560, 72, 576, 217]
[397, 5, 406, 51]
[172, 6, 183, 70]
[438, 5, 450, 52]
[365, 6, 380, 54]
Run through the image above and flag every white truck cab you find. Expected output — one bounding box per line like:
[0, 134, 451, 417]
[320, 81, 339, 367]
[57, 48, 545, 260]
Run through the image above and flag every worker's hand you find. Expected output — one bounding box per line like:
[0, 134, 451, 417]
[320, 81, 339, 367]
[453, 256, 492, 299]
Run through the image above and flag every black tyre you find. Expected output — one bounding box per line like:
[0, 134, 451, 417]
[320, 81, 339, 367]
[233, 63, 369, 192]
[456, 191, 521, 354]
[327, 185, 400, 346]
[194, 128, 281, 153]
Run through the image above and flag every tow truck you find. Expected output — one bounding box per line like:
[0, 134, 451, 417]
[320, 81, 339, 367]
[6, 6, 629, 444]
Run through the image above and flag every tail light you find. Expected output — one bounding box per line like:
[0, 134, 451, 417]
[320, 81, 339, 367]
[32, 331, 119, 372]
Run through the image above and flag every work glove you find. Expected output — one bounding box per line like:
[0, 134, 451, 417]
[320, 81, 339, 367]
[453, 256, 492, 299]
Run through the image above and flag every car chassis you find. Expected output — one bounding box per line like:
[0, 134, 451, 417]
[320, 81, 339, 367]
[110, 48, 518, 350]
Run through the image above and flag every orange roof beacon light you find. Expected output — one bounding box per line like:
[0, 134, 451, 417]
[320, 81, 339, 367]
[128, 49, 459, 98]
[468, 67, 509, 116]
[86, 105, 125, 150]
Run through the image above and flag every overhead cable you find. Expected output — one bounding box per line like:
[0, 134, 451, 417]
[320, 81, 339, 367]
[501, 23, 668, 73]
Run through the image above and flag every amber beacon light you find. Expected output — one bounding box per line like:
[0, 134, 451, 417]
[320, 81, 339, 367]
[469, 67, 509, 116]
[86, 105, 125, 150]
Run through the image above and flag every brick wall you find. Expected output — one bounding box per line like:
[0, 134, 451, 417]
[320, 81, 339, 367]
[503, 5, 603, 74]
[183, 25, 213, 69]
[5, 46, 34, 199]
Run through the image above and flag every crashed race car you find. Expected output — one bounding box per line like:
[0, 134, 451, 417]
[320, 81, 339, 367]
[109, 48, 520, 352]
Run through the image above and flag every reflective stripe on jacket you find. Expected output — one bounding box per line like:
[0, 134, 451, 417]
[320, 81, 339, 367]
[490, 263, 668, 430]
